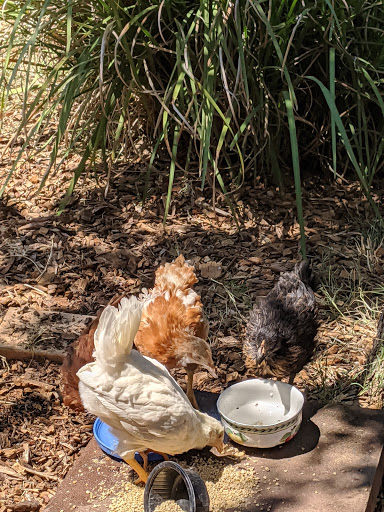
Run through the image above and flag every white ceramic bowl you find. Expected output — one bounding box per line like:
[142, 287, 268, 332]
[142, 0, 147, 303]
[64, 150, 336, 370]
[217, 379, 304, 449]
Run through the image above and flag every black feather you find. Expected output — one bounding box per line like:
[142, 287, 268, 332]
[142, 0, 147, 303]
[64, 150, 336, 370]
[244, 261, 318, 382]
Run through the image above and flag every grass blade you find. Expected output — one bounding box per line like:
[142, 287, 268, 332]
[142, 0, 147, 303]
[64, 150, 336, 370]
[307, 75, 381, 220]
[283, 91, 306, 260]
[163, 124, 180, 224]
[329, 47, 336, 177]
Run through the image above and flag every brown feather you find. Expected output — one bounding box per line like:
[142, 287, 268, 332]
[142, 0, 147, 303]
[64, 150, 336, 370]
[153, 255, 198, 293]
[60, 294, 124, 410]
[135, 272, 211, 370]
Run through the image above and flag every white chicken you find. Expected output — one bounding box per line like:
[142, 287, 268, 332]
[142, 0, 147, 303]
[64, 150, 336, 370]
[77, 295, 224, 484]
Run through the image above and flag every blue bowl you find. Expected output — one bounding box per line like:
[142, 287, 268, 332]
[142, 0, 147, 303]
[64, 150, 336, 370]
[93, 418, 165, 464]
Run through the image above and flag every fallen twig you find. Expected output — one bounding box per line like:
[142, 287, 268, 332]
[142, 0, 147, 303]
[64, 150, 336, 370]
[21, 464, 59, 481]
[37, 236, 55, 283]
[0, 344, 65, 363]
[0, 464, 24, 480]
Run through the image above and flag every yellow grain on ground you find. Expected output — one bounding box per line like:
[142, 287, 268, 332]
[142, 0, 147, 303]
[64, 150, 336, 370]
[153, 500, 186, 511]
[90, 456, 257, 512]
[87, 465, 145, 512]
[183, 455, 257, 511]
[107, 481, 144, 512]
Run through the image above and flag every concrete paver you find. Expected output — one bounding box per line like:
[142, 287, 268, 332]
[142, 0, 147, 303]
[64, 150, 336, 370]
[45, 393, 384, 512]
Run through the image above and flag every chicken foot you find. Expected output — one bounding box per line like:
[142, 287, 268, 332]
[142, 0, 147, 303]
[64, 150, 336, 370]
[122, 456, 149, 485]
[186, 369, 199, 410]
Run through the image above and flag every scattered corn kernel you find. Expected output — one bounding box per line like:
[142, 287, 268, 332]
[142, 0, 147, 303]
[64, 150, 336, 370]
[88, 455, 257, 512]
[153, 501, 185, 511]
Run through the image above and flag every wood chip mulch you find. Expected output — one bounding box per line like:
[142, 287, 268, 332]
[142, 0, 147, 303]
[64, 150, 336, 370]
[0, 359, 93, 511]
[0, 110, 384, 509]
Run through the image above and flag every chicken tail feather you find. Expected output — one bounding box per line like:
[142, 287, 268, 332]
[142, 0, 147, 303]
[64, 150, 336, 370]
[93, 296, 143, 369]
[294, 260, 316, 289]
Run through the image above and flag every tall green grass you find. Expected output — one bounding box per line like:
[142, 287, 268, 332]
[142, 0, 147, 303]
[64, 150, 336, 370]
[1, 0, 383, 229]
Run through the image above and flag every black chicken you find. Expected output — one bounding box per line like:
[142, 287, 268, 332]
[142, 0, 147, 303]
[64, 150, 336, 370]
[244, 261, 318, 384]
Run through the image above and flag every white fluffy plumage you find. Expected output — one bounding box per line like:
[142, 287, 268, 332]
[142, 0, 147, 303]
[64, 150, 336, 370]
[77, 295, 223, 459]
[92, 296, 142, 372]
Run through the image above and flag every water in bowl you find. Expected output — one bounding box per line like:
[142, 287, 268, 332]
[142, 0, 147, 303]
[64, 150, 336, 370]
[228, 399, 290, 427]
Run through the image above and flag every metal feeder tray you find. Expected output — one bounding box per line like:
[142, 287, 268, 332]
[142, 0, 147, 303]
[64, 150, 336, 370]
[144, 460, 209, 512]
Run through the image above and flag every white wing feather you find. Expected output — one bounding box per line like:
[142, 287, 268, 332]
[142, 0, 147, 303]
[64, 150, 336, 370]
[78, 350, 204, 458]
[93, 296, 142, 370]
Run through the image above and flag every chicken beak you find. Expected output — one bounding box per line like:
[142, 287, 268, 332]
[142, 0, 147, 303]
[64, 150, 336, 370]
[202, 363, 217, 378]
[215, 439, 224, 453]
[256, 339, 266, 365]
[210, 440, 224, 456]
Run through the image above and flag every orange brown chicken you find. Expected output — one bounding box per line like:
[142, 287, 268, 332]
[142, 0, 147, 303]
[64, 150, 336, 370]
[61, 255, 214, 411]
[135, 254, 215, 409]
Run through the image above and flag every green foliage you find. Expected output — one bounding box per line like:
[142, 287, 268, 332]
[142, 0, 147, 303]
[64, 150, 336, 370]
[1, 0, 384, 228]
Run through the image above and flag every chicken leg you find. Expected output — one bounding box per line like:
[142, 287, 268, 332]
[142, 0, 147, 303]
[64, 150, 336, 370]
[140, 449, 169, 471]
[186, 368, 199, 410]
[149, 451, 169, 462]
[138, 451, 149, 471]
[122, 456, 149, 485]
